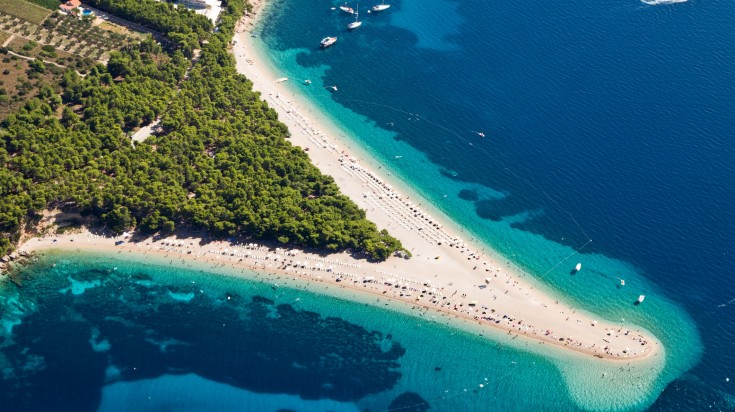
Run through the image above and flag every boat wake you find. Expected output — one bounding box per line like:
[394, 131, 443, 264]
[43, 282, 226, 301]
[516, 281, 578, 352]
[640, 0, 688, 5]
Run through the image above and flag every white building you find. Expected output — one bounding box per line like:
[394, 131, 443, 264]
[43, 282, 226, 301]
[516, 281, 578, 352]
[178, 0, 221, 24]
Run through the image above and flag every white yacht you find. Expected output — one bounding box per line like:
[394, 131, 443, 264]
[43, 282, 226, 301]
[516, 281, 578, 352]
[339, 2, 355, 13]
[320, 36, 338, 48]
[371, 1, 390, 12]
[348, 5, 362, 29]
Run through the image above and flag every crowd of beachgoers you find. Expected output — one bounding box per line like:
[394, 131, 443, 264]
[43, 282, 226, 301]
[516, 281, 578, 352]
[25, 229, 654, 361]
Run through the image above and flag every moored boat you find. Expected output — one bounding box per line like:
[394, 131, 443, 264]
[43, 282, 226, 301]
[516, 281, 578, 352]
[348, 4, 362, 29]
[574, 262, 582, 272]
[371, 1, 390, 11]
[320, 36, 338, 48]
[339, 2, 355, 13]
[637, 295, 645, 304]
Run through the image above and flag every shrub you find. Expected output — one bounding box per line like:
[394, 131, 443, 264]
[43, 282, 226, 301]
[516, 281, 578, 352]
[22, 41, 38, 51]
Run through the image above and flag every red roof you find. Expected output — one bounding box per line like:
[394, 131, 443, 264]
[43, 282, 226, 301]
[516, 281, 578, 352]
[59, 0, 82, 12]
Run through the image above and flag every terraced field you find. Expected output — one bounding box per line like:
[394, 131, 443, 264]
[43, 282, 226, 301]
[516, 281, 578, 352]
[0, 0, 51, 24]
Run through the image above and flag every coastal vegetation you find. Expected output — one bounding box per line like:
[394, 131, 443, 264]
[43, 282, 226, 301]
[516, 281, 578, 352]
[0, 0, 404, 260]
[84, 0, 213, 57]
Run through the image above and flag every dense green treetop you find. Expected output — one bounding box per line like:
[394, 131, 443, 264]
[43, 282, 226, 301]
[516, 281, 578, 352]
[0, 0, 404, 260]
[84, 0, 213, 56]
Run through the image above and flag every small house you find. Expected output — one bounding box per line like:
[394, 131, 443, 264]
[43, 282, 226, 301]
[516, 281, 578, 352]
[59, 0, 81, 13]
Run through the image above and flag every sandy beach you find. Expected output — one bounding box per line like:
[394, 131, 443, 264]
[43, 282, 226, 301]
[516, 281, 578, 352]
[226, 3, 662, 362]
[5, 1, 662, 363]
[21, 226, 658, 363]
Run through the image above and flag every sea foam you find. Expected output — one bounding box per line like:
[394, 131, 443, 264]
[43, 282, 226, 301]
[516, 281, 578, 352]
[641, 0, 688, 5]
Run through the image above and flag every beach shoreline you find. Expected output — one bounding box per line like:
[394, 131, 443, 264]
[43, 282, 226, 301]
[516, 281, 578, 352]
[18, 228, 658, 363]
[223, 3, 661, 362]
[3, 1, 661, 366]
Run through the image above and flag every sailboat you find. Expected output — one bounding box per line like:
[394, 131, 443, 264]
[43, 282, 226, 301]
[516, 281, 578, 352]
[348, 4, 362, 30]
[339, 2, 355, 14]
[371, 0, 390, 12]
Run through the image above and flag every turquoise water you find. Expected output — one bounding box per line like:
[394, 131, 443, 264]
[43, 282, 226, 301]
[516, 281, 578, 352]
[2, 0, 733, 409]
[0, 251, 589, 411]
[0, 250, 691, 411]
[246, 0, 735, 409]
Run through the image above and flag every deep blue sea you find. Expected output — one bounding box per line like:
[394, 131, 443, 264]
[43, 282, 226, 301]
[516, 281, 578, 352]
[250, 0, 734, 409]
[1, 0, 734, 410]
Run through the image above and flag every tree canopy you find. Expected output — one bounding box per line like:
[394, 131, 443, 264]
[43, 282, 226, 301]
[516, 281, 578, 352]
[84, 0, 213, 56]
[0, 0, 405, 261]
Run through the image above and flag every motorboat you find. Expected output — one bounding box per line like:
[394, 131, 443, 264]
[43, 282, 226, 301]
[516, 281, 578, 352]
[320, 36, 337, 48]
